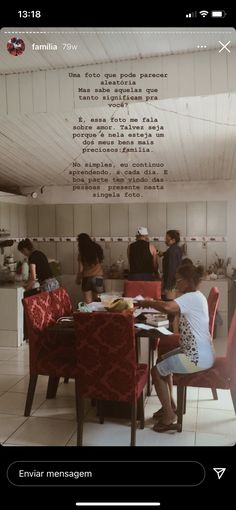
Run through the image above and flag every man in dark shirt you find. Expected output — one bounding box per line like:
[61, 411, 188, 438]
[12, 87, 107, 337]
[159, 230, 182, 299]
[18, 238, 59, 292]
[127, 227, 159, 281]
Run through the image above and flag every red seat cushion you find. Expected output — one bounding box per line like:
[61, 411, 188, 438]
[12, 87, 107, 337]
[173, 357, 230, 389]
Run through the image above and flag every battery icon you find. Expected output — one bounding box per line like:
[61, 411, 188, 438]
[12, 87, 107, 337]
[211, 10, 227, 18]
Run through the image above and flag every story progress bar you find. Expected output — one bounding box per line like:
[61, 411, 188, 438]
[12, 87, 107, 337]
[75, 504, 160, 507]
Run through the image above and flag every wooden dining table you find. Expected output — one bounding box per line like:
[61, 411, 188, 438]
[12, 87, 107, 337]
[45, 310, 176, 419]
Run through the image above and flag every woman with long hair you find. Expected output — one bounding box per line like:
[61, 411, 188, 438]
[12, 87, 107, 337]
[76, 233, 104, 303]
[141, 263, 215, 432]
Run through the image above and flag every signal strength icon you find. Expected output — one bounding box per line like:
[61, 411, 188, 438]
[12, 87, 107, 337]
[199, 10, 209, 17]
[186, 11, 197, 18]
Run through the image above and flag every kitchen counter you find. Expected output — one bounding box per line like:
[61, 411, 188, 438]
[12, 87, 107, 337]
[0, 283, 24, 347]
[0, 281, 25, 289]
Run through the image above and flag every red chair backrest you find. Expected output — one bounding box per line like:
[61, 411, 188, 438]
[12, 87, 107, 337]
[50, 287, 73, 320]
[207, 287, 219, 336]
[23, 291, 55, 332]
[124, 280, 161, 300]
[73, 311, 137, 402]
[22, 292, 56, 374]
[226, 308, 236, 386]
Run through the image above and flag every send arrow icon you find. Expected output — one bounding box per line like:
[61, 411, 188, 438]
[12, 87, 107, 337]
[213, 468, 226, 479]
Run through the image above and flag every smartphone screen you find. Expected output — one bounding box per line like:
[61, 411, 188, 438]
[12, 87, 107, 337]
[0, 6, 235, 509]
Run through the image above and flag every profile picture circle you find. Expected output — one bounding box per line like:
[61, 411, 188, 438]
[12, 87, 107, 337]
[7, 37, 25, 56]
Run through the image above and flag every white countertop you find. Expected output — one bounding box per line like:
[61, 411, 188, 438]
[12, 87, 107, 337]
[0, 281, 25, 289]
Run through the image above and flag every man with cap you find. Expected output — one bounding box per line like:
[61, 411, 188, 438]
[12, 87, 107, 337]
[127, 227, 159, 281]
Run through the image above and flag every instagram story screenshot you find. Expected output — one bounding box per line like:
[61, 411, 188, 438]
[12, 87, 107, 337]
[0, 5, 235, 509]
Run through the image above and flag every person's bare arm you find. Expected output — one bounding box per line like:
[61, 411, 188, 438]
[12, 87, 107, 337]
[75, 257, 83, 285]
[149, 243, 158, 271]
[140, 299, 180, 315]
[24, 263, 37, 290]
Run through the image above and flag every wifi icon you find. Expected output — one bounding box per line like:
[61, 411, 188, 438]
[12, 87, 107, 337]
[199, 10, 209, 17]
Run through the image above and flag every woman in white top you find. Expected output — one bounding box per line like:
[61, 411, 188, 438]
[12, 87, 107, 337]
[141, 264, 215, 432]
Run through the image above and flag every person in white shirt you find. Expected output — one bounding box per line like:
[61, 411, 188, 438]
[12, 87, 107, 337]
[141, 264, 215, 432]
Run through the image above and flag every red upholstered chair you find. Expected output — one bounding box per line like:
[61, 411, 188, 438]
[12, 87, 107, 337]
[23, 292, 76, 416]
[174, 308, 236, 432]
[73, 311, 148, 446]
[50, 287, 73, 384]
[50, 287, 73, 320]
[208, 287, 220, 338]
[124, 280, 162, 300]
[124, 280, 162, 395]
[158, 286, 220, 413]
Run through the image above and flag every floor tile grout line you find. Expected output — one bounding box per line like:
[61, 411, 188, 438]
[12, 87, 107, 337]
[2, 416, 29, 445]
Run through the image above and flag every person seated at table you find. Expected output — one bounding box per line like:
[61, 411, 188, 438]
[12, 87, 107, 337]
[76, 233, 104, 303]
[140, 263, 215, 432]
[172, 257, 194, 331]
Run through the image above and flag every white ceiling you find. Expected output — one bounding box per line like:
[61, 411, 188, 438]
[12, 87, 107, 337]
[0, 27, 236, 189]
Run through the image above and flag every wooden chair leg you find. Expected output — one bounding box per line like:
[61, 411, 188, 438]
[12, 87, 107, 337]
[176, 386, 184, 432]
[230, 388, 236, 414]
[183, 386, 187, 414]
[151, 346, 154, 368]
[64, 378, 69, 384]
[135, 337, 141, 361]
[131, 400, 137, 446]
[75, 381, 85, 446]
[147, 340, 152, 396]
[211, 388, 218, 400]
[138, 392, 145, 429]
[46, 376, 60, 398]
[24, 374, 38, 416]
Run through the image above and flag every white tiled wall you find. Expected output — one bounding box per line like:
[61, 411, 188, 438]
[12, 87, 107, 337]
[128, 203, 147, 236]
[38, 205, 56, 236]
[91, 204, 110, 236]
[27, 205, 39, 236]
[147, 203, 166, 236]
[187, 202, 206, 235]
[207, 201, 227, 236]
[74, 204, 92, 235]
[110, 204, 129, 236]
[0, 201, 228, 276]
[167, 202, 187, 235]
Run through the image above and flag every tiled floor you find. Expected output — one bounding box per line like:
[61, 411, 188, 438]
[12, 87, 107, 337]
[0, 337, 235, 447]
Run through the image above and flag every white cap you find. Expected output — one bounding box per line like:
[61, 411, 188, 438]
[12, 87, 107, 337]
[137, 227, 149, 236]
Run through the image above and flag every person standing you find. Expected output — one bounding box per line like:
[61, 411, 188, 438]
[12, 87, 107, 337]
[158, 230, 182, 299]
[127, 226, 159, 281]
[17, 238, 60, 292]
[76, 233, 104, 303]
